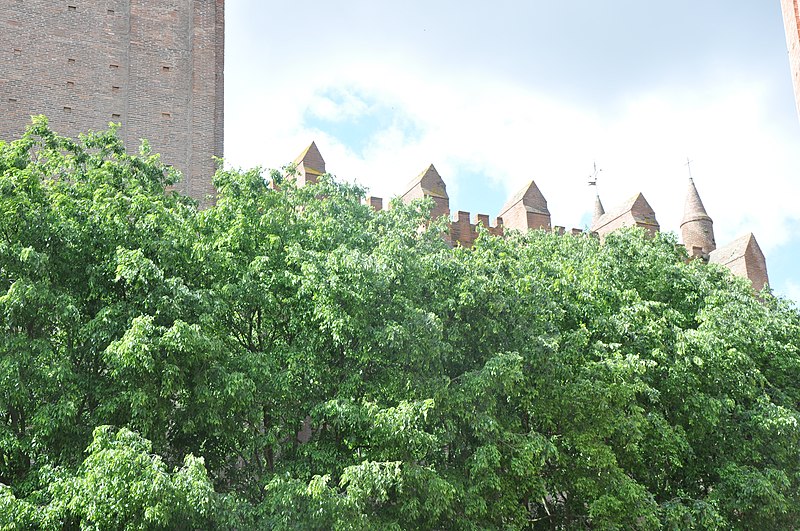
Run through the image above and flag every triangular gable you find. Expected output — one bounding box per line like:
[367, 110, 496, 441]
[498, 180, 549, 218]
[403, 164, 448, 199]
[294, 141, 326, 175]
[592, 192, 659, 233]
[708, 233, 753, 266]
[628, 193, 659, 226]
[709, 233, 769, 292]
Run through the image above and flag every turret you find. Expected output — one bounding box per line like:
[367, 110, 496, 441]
[709, 233, 769, 292]
[681, 178, 716, 258]
[293, 141, 326, 186]
[400, 164, 450, 219]
[591, 192, 659, 239]
[497, 180, 551, 231]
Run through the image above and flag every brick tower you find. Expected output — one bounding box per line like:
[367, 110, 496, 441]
[782, 0, 800, 119]
[0, 0, 225, 202]
[681, 178, 716, 258]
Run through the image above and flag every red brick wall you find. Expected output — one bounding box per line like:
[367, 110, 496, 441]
[498, 203, 550, 233]
[782, 0, 800, 119]
[0, 0, 224, 202]
[681, 217, 716, 256]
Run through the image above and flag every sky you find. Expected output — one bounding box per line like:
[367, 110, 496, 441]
[223, 1, 800, 302]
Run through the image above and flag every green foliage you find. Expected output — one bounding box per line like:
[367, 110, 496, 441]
[1, 118, 800, 528]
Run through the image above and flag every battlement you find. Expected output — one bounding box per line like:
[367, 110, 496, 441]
[365, 196, 384, 210]
[293, 143, 769, 292]
[449, 210, 504, 247]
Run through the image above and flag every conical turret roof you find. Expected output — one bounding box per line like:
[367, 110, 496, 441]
[682, 178, 711, 225]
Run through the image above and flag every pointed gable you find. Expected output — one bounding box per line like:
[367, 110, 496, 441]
[499, 180, 549, 217]
[400, 164, 450, 219]
[709, 233, 769, 292]
[294, 141, 325, 173]
[497, 180, 551, 231]
[591, 192, 659, 237]
[403, 164, 448, 199]
[293, 142, 326, 185]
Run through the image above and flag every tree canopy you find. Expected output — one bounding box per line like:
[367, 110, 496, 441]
[1, 118, 800, 529]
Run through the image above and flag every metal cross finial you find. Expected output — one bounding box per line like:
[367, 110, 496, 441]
[588, 162, 601, 186]
[685, 157, 694, 180]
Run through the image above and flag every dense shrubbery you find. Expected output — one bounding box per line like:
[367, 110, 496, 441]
[1, 118, 799, 529]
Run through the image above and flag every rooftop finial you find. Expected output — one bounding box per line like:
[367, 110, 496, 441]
[685, 157, 694, 181]
[589, 162, 604, 228]
[588, 162, 601, 187]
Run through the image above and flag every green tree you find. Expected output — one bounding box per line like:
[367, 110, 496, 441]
[0, 118, 799, 529]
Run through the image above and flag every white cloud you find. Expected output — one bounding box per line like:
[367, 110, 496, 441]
[222, 2, 800, 296]
[226, 66, 800, 258]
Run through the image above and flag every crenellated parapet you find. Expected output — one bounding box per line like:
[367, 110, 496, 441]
[449, 211, 504, 247]
[365, 196, 384, 210]
[289, 143, 769, 292]
[394, 163, 504, 247]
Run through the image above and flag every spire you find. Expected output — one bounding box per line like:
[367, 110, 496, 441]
[592, 194, 605, 227]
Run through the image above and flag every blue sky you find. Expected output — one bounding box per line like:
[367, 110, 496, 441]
[224, 1, 800, 302]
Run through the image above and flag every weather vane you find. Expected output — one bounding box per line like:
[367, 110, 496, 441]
[588, 162, 602, 187]
[685, 157, 694, 180]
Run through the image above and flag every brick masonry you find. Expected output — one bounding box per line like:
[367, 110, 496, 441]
[709, 234, 769, 293]
[591, 193, 660, 239]
[781, 0, 800, 119]
[0, 0, 224, 202]
[296, 143, 769, 292]
[497, 181, 551, 233]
